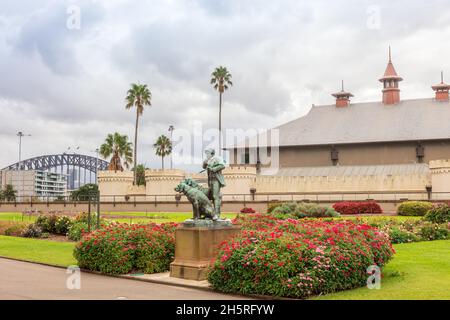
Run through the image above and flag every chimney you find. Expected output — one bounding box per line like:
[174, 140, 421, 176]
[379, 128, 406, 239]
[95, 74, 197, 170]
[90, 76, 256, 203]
[379, 46, 403, 105]
[432, 71, 450, 102]
[331, 80, 353, 107]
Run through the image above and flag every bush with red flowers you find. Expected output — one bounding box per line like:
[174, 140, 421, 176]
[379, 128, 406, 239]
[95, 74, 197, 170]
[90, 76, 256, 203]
[333, 201, 383, 215]
[208, 213, 394, 299]
[74, 222, 177, 274]
[240, 207, 256, 214]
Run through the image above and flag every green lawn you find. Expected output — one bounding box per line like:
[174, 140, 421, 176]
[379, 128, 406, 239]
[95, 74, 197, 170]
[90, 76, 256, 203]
[314, 240, 450, 300]
[0, 212, 237, 224]
[0, 235, 76, 266]
[0, 212, 36, 222]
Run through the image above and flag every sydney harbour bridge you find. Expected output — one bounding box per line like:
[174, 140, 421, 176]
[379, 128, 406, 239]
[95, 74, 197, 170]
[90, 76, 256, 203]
[2, 154, 109, 190]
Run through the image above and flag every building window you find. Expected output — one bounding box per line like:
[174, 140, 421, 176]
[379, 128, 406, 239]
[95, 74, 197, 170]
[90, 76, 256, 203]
[331, 146, 339, 166]
[416, 143, 425, 163]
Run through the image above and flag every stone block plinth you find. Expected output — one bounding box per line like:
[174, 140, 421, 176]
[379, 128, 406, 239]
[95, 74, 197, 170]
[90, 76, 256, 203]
[170, 224, 241, 281]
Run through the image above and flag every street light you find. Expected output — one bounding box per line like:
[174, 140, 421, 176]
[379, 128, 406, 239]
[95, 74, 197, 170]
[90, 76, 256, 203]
[168, 125, 174, 170]
[17, 131, 31, 200]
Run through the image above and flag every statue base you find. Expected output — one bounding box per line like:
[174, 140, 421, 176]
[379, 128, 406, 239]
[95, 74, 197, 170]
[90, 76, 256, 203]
[169, 221, 241, 281]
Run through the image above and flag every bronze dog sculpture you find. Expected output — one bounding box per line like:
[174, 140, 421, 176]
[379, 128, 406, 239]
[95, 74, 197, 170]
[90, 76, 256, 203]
[175, 180, 214, 220]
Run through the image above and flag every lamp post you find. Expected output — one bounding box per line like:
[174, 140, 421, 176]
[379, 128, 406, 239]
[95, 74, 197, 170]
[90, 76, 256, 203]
[168, 125, 174, 170]
[17, 132, 31, 201]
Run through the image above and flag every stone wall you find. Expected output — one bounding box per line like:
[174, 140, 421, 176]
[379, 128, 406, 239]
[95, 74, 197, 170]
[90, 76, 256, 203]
[97, 159, 450, 201]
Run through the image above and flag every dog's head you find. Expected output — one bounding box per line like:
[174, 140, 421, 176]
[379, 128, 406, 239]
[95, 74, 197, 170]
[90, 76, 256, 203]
[174, 182, 188, 194]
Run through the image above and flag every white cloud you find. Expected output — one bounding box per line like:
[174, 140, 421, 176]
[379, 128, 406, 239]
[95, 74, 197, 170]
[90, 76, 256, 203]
[1, 0, 450, 171]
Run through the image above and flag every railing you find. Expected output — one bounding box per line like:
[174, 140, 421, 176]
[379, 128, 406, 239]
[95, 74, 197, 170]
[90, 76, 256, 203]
[2, 191, 450, 207]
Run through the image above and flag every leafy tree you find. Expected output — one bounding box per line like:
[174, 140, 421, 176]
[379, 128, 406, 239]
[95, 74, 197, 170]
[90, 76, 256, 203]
[210, 66, 233, 153]
[134, 164, 146, 186]
[100, 132, 133, 171]
[153, 135, 172, 170]
[2, 184, 17, 202]
[71, 184, 99, 201]
[126, 83, 152, 185]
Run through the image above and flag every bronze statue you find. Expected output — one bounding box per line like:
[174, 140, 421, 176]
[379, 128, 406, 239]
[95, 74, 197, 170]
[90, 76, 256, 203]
[174, 148, 227, 224]
[202, 148, 225, 220]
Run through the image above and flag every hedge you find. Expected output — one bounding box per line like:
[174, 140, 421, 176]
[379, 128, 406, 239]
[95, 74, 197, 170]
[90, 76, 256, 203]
[397, 201, 433, 216]
[332, 201, 382, 215]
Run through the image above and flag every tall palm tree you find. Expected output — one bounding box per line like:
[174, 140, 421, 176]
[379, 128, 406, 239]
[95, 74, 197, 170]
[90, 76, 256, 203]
[153, 135, 172, 170]
[210, 66, 233, 154]
[99, 132, 133, 171]
[126, 83, 152, 184]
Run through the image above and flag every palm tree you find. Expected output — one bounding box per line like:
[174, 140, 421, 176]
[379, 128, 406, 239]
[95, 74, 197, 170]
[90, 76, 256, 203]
[153, 135, 172, 170]
[100, 132, 133, 171]
[134, 164, 146, 186]
[126, 83, 152, 185]
[3, 184, 17, 202]
[210, 66, 233, 154]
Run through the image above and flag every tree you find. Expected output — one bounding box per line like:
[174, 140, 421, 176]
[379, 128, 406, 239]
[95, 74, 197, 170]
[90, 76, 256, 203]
[134, 164, 146, 186]
[71, 184, 99, 201]
[126, 83, 152, 185]
[210, 66, 233, 154]
[100, 132, 133, 171]
[2, 184, 17, 202]
[153, 135, 172, 170]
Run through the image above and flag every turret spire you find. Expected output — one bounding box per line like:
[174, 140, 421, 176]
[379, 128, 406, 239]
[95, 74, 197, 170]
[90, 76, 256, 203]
[379, 47, 402, 104]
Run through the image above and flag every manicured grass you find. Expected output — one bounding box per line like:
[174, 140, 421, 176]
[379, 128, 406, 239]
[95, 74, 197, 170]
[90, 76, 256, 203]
[0, 235, 76, 267]
[0, 212, 237, 224]
[104, 212, 237, 224]
[0, 212, 36, 222]
[314, 240, 450, 300]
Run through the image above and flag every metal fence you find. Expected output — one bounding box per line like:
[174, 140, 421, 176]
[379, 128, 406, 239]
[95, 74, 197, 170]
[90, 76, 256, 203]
[2, 191, 450, 207]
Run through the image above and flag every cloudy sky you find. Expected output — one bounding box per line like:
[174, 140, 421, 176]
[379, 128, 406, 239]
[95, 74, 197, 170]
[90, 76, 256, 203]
[0, 0, 449, 171]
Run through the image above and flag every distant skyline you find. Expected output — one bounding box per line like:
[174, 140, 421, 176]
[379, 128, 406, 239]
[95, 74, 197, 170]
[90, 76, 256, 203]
[1, 0, 450, 170]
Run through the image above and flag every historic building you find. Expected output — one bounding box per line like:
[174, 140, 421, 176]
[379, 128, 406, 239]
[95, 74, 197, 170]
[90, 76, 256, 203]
[229, 49, 450, 169]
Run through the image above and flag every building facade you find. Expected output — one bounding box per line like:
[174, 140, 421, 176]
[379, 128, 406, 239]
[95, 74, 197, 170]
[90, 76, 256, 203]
[229, 49, 450, 170]
[0, 170, 68, 200]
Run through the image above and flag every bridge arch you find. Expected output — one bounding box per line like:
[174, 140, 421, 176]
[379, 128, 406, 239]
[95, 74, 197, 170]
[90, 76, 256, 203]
[2, 154, 109, 189]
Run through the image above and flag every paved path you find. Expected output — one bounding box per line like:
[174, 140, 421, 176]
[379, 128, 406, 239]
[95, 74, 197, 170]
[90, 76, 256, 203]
[0, 258, 247, 300]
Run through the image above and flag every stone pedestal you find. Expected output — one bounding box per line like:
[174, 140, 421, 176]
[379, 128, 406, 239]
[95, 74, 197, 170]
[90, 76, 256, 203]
[170, 223, 241, 281]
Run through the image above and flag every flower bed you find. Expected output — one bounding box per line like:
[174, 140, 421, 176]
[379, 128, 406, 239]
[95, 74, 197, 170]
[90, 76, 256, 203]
[333, 201, 382, 215]
[240, 207, 256, 214]
[351, 216, 450, 243]
[74, 222, 177, 274]
[208, 214, 394, 299]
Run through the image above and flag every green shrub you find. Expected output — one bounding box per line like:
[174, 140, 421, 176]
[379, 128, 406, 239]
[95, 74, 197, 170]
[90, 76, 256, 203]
[67, 222, 88, 241]
[271, 202, 298, 218]
[74, 223, 177, 275]
[419, 223, 449, 241]
[35, 214, 59, 233]
[388, 228, 421, 243]
[21, 224, 44, 238]
[55, 216, 73, 235]
[267, 201, 283, 214]
[425, 204, 450, 224]
[271, 202, 339, 219]
[397, 201, 433, 216]
[296, 202, 340, 218]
